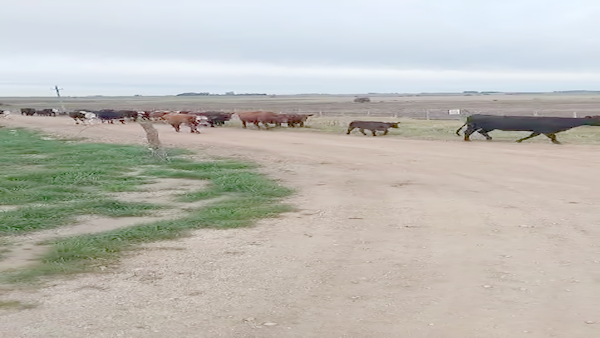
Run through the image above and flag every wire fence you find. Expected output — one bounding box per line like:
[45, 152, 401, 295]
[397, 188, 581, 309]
[227, 108, 592, 120]
[7, 104, 595, 121]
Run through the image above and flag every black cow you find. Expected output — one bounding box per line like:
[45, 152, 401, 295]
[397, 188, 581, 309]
[455, 114, 600, 144]
[36, 108, 56, 116]
[346, 120, 400, 136]
[95, 110, 126, 124]
[21, 108, 36, 116]
[116, 110, 140, 122]
[190, 111, 233, 127]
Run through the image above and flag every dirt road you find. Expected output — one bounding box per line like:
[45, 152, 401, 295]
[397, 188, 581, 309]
[2, 116, 600, 338]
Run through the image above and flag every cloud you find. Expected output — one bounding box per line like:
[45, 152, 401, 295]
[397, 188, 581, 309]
[3, 0, 600, 95]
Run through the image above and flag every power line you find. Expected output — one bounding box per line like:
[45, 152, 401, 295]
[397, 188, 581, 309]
[53, 85, 66, 114]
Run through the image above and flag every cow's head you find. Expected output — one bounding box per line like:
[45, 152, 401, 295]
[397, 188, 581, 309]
[584, 115, 600, 126]
[389, 122, 400, 128]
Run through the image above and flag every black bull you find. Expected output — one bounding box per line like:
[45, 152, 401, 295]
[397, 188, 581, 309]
[456, 114, 600, 144]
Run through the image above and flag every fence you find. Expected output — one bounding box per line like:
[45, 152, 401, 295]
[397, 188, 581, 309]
[224, 108, 591, 121]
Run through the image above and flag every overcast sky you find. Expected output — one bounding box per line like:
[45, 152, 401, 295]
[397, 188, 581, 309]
[2, 0, 600, 96]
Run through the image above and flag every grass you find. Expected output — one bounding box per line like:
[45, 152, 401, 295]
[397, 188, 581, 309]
[0, 128, 293, 284]
[225, 115, 600, 144]
[0, 238, 12, 261]
[0, 300, 37, 310]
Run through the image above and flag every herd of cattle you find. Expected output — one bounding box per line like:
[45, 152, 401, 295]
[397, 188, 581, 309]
[16, 108, 315, 134]
[8, 108, 600, 144]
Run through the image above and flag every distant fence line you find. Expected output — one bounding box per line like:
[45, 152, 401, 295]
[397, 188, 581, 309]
[223, 109, 590, 120]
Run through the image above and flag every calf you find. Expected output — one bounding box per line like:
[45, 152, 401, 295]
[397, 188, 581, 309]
[455, 114, 600, 144]
[281, 113, 314, 127]
[347, 120, 400, 136]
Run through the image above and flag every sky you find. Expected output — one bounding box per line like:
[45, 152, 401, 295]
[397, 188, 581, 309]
[2, 0, 600, 96]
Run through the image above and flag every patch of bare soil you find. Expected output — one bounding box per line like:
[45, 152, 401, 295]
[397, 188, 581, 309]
[0, 178, 213, 272]
[1, 115, 600, 338]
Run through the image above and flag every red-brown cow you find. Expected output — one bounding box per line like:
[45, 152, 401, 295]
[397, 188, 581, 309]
[237, 111, 286, 129]
[164, 113, 202, 133]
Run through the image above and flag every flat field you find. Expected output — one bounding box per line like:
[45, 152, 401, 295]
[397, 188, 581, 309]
[1, 93, 599, 338]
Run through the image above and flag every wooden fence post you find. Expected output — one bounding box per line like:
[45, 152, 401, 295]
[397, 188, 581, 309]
[139, 121, 168, 161]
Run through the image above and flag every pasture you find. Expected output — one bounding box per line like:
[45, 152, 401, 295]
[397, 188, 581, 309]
[1, 93, 600, 338]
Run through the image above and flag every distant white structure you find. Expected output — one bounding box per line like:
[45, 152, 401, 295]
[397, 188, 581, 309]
[448, 109, 461, 115]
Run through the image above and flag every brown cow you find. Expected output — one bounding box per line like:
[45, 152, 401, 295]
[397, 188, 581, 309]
[237, 111, 286, 129]
[347, 120, 400, 136]
[164, 113, 203, 133]
[281, 113, 314, 127]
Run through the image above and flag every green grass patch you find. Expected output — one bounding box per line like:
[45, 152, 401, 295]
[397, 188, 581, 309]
[0, 128, 294, 284]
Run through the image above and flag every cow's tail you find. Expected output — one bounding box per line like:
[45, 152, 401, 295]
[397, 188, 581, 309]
[455, 121, 468, 136]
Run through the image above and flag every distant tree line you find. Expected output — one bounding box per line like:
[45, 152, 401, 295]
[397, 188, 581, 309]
[176, 92, 268, 97]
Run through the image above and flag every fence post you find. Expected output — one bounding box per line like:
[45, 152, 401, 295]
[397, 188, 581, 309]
[367, 110, 370, 116]
[319, 111, 323, 117]
[533, 111, 538, 116]
[573, 112, 577, 118]
[394, 112, 398, 118]
[426, 110, 430, 120]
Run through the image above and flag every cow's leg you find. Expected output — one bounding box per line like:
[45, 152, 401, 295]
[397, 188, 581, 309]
[383, 129, 389, 135]
[372, 130, 377, 136]
[346, 127, 354, 134]
[478, 130, 493, 140]
[359, 128, 367, 135]
[242, 121, 247, 128]
[463, 126, 477, 141]
[516, 132, 540, 143]
[544, 133, 561, 144]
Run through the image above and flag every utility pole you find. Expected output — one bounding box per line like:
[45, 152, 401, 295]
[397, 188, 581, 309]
[53, 85, 66, 114]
